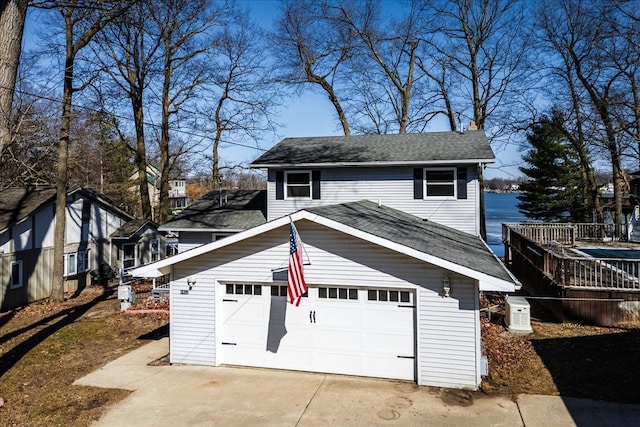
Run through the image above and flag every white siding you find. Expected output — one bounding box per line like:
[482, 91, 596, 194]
[13, 219, 32, 251]
[65, 200, 83, 244]
[0, 230, 9, 253]
[417, 275, 480, 388]
[170, 221, 481, 388]
[267, 167, 479, 234]
[89, 202, 125, 241]
[169, 273, 217, 365]
[35, 206, 54, 248]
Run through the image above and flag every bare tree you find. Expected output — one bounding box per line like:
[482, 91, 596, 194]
[331, 0, 426, 134]
[37, 0, 132, 302]
[422, 0, 531, 133]
[204, 8, 277, 189]
[272, 0, 352, 135]
[538, 0, 627, 236]
[0, 0, 28, 162]
[150, 0, 227, 222]
[91, 1, 159, 220]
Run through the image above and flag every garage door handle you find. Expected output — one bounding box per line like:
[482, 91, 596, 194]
[309, 310, 316, 323]
[223, 299, 238, 302]
[397, 355, 415, 359]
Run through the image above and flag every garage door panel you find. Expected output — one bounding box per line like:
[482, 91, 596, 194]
[313, 328, 361, 352]
[219, 284, 415, 381]
[363, 331, 413, 355]
[363, 356, 415, 380]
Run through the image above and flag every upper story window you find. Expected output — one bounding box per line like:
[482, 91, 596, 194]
[414, 167, 468, 200]
[425, 168, 456, 198]
[286, 171, 311, 198]
[276, 170, 321, 200]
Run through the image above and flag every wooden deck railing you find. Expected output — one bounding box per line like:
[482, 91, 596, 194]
[503, 222, 620, 247]
[503, 225, 640, 291]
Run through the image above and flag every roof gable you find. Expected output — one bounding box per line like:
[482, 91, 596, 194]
[0, 186, 56, 232]
[111, 219, 159, 239]
[0, 186, 134, 233]
[251, 131, 494, 167]
[134, 200, 517, 292]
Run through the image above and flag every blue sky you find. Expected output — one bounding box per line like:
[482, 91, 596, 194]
[21, 0, 522, 180]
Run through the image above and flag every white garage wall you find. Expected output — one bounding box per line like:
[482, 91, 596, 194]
[170, 275, 217, 365]
[417, 275, 480, 388]
[171, 220, 481, 388]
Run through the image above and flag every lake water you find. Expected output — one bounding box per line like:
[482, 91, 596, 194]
[485, 192, 527, 257]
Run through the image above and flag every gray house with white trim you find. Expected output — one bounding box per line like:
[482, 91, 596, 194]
[1, 186, 136, 311]
[132, 131, 519, 389]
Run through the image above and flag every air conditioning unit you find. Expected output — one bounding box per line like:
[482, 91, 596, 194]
[505, 296, 533, 333]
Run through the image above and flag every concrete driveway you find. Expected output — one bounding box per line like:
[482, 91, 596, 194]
[75, 338, 640, 426]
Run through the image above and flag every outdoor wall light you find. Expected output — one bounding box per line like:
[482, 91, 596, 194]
[442, 274, 451, 297]
[187, 277, 196, 290]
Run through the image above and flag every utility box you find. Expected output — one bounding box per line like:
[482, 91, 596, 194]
[505, 296, 533, 333]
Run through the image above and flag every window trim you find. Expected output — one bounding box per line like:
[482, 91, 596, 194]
[151, 238, 160, 262]
[10, 260, 23, 289]
[284, 170, 312, 199]
[122, 243, 137, 270]
[64, 249, 90, 277]
[424, 167, 457, 199]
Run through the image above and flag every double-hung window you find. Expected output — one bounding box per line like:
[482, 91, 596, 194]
[425, 168, 456, 198]
[414, 167, 467, 200]
[285, 171, 312, 198]
[64, 249, 90, 277]
[151, 239, 160, 262]
[122, 243, 136, 270]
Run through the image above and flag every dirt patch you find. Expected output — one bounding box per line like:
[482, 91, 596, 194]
[0, 283, 168, 426]
[481, 293, 640, 403]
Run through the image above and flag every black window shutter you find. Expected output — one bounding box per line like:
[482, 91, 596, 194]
[457, 167, 468, 199]
[413, 168, 423, 199]
[275, 170, 284, 200]
[312, 170, 321, 199]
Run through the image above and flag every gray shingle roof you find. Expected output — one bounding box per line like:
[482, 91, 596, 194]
[251, 131, 494, 167]
[305, 200, 513, 283]
[111, 219, 158, 239]
[160, 190, 267, 231]
[0, 186, 56, 232]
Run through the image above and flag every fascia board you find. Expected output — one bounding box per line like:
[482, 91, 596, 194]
[250, 159, 496, 168]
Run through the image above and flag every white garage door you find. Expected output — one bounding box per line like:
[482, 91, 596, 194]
[218, 283, 415, 381]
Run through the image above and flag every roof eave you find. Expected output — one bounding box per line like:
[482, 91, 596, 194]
[250, 158, 496, 169]
[158, 226, 246, 233]
[133, 209, 517, 291]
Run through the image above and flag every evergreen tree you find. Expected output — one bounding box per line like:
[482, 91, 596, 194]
[517, 115, 585, 222]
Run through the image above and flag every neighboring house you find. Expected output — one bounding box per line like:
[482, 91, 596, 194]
[132, 131, 519, 390]
[111, 219, 164, 273]
[0, 186, 136, 311]
[130, 163, 189, 218]
[159, 190, 266, 252]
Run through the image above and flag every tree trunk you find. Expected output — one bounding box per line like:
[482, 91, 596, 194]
[51, 44, 75, 303]
[158, 41, 172, 223]
[0, 0, 27, 162]
[132, 93, 152, 219]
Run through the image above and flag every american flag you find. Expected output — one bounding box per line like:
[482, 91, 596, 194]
[288, 222, 307, 306]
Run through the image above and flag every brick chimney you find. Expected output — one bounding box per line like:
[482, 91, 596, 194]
[468, 120, 478, 131]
